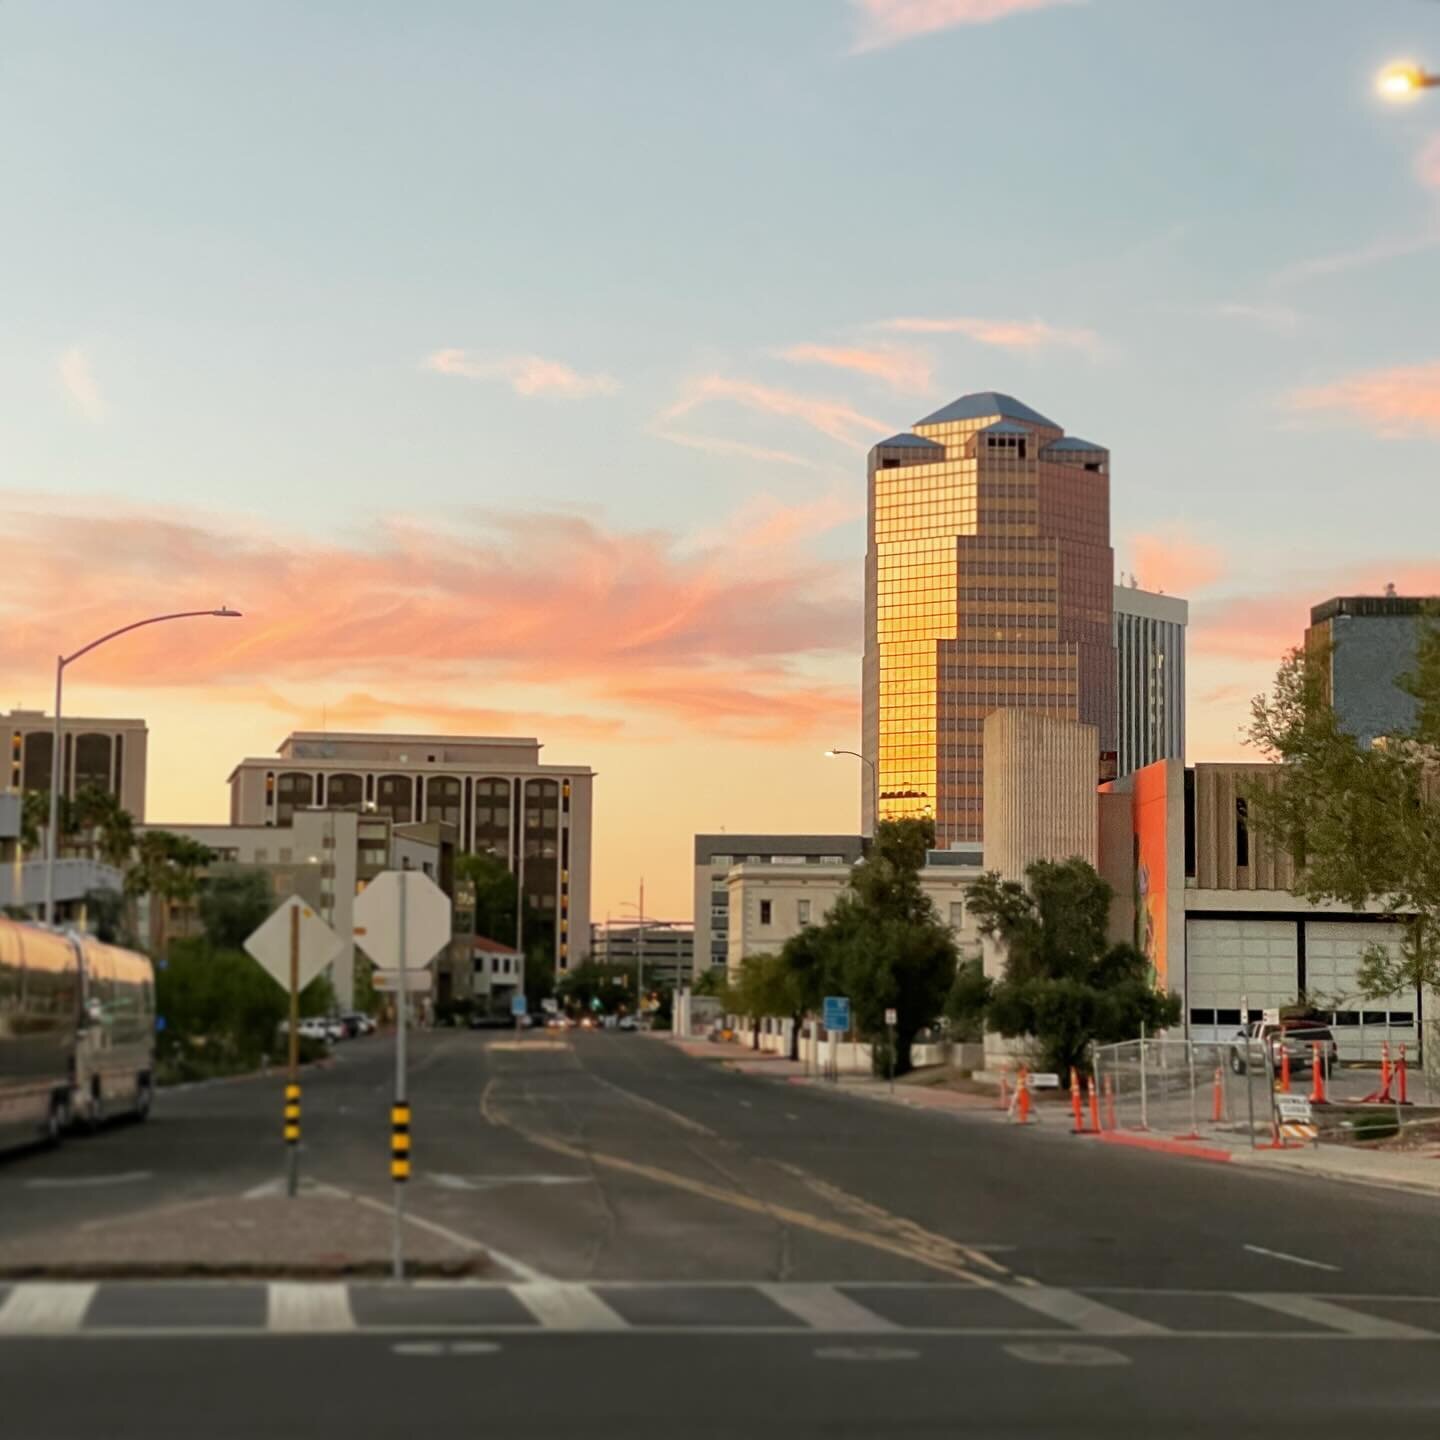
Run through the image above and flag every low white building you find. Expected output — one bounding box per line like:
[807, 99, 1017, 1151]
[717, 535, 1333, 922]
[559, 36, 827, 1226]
[725, 849, 985, 974]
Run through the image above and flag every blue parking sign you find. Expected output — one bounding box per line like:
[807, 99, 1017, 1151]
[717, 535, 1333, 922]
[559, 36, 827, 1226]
[822, 996, 851, 1033]
[510, 994, 528, 1017]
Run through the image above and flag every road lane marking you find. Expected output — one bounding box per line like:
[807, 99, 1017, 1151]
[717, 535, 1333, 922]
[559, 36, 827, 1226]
[760, 1284, 898, 1332]
[1004, 1342, 1131, 1367]
[1243, 1245, 1340, 1273]
[0, 1284, 96, 1334]
[267, 1283, 354, 1333]
[23, 1172, 152, 1190]
[242, 1179, 286, 1199]
[1238, 1293, 1435, 1338]
[511, 1282, 627, 1331]
[1001, 1287, 1167, 1337]
[427, 1173, 588, 1192]
[814, 1345, 918, 1361]
[393, 1340, 502, 1356]
[481, 1081, 995, 1285]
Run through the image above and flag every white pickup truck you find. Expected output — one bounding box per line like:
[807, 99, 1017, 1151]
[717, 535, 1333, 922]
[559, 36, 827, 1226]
[1229, 1018, 1337, 1075]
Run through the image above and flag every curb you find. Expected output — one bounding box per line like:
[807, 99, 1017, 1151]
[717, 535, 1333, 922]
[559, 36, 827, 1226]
[0, 1257, 487, 1282]
[1092, 1131, 1234, 1163]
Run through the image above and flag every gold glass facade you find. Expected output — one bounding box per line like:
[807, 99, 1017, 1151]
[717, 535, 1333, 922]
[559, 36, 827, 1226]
[863, 395, 1116, 846]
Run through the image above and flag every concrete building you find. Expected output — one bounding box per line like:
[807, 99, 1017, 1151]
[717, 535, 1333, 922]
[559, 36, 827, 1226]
[591, 921, 695, 991]
[1114, 581, 1187, 778]
[725, 855, 984, 975]
[863, 392, 1116, 846]
[1306, 592, 1436, 747]
[982, 710, 1100, 884]
[4, 710, 148, 819]
[228, 731, 593, 974]
[471, 935, 525, 1013]
[1101, 757, 1421, 1062]
[693, 834, 865, 978]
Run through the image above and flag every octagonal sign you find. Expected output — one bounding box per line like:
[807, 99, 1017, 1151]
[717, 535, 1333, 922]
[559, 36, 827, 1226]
[352, 870, 452, 972]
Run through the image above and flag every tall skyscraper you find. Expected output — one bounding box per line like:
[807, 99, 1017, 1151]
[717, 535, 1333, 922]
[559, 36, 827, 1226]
[863, 392, 1115, 847]
[1306, 591, 1436, 746]
[1113, 581, 1187, 778]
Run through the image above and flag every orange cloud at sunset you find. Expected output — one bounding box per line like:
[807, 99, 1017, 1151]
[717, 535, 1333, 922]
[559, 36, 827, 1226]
[850, 0, 1078, 51]
[1125, 529, 1225, 596]
[658, 376, 889, 448]
[879, 314, 1101, 356]
[778, 343, 933, 394]
[1288, 361, 1440, 436]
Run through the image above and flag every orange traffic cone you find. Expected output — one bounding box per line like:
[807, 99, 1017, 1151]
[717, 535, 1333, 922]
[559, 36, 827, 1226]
[1088, 1073, 1100, 1133]
[1212, 1066, 1224, 1123]
[1070, 1067, 1084, 1133]
[1309, 1043, 1326, 1104]
[1278, 1043, 1291, 1094]
[1016, 1067, 1031, 1125]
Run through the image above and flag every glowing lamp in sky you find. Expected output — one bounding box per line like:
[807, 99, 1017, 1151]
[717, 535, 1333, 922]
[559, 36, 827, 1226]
[1377, 62, 1437, 101]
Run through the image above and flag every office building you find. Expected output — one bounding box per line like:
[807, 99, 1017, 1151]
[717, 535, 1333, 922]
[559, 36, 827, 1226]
[693, 834, 865, 977]
[863, 392, 1115, 847]
[1306, 592, 1437, 747]
[725, 857, 982, 976]
[471, 935, 526, 1013]
[1113, 581, 1187, 777]
[591, 920, 695, 991]
[3, 709, 148, 819]
[228, 730, 593, 974]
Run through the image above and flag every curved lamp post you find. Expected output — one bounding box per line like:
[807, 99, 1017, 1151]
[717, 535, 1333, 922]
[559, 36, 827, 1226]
[44, 607, 242, 925]
[824, 748, 878, 836]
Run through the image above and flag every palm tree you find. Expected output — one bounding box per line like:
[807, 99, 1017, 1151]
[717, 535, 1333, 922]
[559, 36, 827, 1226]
[127, 830, 213, 957]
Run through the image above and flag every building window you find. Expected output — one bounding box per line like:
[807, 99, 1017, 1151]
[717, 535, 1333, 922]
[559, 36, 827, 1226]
[759, 900, 772, 926]
[376, 774, 414, 824]
[279, 848, 293, 863]
[949, 901, 964, 929]
[426, 775, 462, 827]
[276, 772, 314, 825]
[797, 899, 811, 924]
[327, 773, 364, 811]
[73, 733, 112, 796]
[709, 854, 733, 867]
[254, 848, 269, 863]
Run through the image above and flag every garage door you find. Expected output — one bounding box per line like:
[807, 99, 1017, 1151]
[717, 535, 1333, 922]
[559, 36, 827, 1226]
[1185, 919, 1298, 1044]
[1304, 921, 1418, 1063]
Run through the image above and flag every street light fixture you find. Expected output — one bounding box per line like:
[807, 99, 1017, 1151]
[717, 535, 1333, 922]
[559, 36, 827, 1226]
[1377, 61, 1438, 100]
[44, 607, 243, 926]
[824, 748, 878, 837]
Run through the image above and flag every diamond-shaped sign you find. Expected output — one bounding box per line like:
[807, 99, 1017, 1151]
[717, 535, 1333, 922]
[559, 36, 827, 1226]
[243, 896, 344, 993]
[352, 870, 452, 973]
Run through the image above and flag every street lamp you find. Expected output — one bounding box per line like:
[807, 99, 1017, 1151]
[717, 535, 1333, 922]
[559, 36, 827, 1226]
[1377, 61, 1438, 100]
[824, 748, 878, 837]
[44, 607, 242, 926]
[616, 892, 658, 1017]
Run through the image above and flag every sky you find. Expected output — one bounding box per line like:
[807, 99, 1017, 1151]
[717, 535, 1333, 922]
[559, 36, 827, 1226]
[4, 0, 1440, 922]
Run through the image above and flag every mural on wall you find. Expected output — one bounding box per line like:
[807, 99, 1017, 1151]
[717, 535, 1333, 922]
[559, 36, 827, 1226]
[1131, 763, 1170, 990]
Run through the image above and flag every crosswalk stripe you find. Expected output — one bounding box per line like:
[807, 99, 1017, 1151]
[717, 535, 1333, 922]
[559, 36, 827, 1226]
[1000, 1286, 1168, 1336]
[0, 1283, 97, 1334]
[510, 1282, 627, 1331]
[759, 1284, 897, 1332]
[267, 1282, 355, 1333]
[1238, 1293, 1435, 1339]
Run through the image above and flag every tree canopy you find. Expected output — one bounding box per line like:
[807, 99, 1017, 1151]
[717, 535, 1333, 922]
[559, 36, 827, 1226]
[964, 857, 1179, 1075]
[197, 866, 275, 951]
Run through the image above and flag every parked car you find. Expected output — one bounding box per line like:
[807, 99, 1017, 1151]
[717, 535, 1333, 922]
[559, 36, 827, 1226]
[617, 1015, 638, 1032]
[290, 1017, 338, 1044]
[341, 1012, 376, 1036]
[1230, 1018, 1337, 1075]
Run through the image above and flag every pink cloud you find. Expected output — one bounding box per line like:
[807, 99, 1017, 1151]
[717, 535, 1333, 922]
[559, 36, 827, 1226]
[879, 315, 1101, 355]
[1125, 530, 1225, 596]
[659, 375, 889, 447]
[424, 348, 619, 398]
[851, 0, 1080, 51]
[1418, 136, 1440, 190]
[778, 342, 932, 393]
[0, 498, 859, 744]
[1287, 362, 1440, 437]
[648, 428, 816, 469]
[1274, 231, 1440, 285]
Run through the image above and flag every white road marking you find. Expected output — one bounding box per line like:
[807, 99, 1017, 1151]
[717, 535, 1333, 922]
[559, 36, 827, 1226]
[510, 1282, 627, 1331]
[267, 1283, 355, 1333]
[426, 1173, 587, 1192]
[1243, 1244, 1340, 1273]
[242, 1178, 286, 1199]
[1239, 1293, 1435, 1338]
[739, 1101, 752, 1108]
[393, 1340, 502, 1356]
[813, 1345, 919, 1361]
[0, 1284, 97, 1334]
[1004, 1342, 1131, 1367]
[1002, 1286, 1167, 1336]
[760, 1284, 897, 1333]
[24, 1172, 151, 1190]
[786, 1113, 799, 1121]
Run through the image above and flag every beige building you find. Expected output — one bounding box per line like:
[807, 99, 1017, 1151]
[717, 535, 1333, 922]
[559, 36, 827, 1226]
[725, 856, 983, 975]
[4, 709, 148, 819]
[228, 731, 593, 974]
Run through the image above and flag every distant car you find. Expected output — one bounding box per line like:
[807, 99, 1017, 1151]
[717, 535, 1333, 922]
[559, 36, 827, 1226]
[545, 1016, 567, 1030]
[294, 1018, 338, 1044]
[1230, 1019, 1337, 1075]
[579, 1016, 598, 1030]
[341, 1012, 376, 1036]
[617, 1015, 638, 1032]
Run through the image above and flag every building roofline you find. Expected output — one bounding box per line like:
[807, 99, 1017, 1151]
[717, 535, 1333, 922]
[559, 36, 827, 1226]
[1310, 595, 1436, 624]
[279, 731, 541, 751]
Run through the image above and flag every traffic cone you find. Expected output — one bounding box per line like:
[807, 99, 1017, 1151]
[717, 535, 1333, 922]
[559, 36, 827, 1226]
[1212, 1067, 1224, 1123]
[1070, 1067, 1084, 1133]
[1278, 1043, 1291, 1094]
[1088, 1073, 1101, 1133]
[1309, 1043, 1326, 1104]
[1381, 1042, 1393, 1101]
[1104, 1074, 1117, 1130]
[1399, 1044, 1409, 1106]
[1016, 1067, 1031, 1125]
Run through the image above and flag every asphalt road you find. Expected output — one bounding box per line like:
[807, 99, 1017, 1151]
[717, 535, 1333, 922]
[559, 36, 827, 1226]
[4, 1028, 1440, 1438]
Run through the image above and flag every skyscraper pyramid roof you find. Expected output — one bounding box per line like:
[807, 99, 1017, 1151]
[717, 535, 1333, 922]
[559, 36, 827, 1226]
[916, 392, 1059, 429]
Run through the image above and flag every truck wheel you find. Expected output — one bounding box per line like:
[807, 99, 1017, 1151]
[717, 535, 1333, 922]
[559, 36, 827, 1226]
[1230, 1052, 1246, 1075]
[45, 1095, 70, 1146]
[134, 1076, 153, 1122]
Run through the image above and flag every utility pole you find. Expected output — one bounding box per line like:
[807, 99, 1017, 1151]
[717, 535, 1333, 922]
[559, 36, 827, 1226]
[636, 877, 645, 1020]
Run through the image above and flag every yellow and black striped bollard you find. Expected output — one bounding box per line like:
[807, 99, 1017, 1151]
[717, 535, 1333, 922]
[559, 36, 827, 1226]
[391, 1103, 411, 1183]
[284, 1083, 301, 1195]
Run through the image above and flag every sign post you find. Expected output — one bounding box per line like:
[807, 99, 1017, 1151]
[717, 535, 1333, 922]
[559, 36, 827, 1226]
[884, 1006, 898, 1095]
[511, 992, 528, 1037]
[243, 896, 344, 1198]
[822, 996, 850, 1082]
[351, 870, 453, 1281]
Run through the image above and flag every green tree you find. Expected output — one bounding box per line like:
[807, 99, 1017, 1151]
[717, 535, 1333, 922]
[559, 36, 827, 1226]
[455, 849, 521, 947]
[1246, 611, 1440, 1072]
[966, 857, 1180, 1076]
[126, 830, 213, 956]
[556, 961, 632, 1015]
[693, 967, 728, 999]
[69, 785, 136, 867]
[197, 866, 274, 950]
